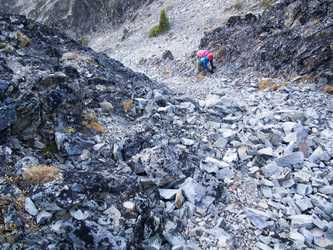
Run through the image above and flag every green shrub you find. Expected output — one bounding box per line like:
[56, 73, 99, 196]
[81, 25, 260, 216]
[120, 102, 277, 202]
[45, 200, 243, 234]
[262, 0, 271, 9]
[234, 1, 242, 10]
[149, 9, 170, 38]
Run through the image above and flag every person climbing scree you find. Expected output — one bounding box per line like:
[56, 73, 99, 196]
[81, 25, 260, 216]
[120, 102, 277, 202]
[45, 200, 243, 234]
[197, 50, 216, 74]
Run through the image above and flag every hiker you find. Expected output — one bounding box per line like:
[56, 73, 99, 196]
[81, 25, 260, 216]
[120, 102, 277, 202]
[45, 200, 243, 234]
[197, 50, 216, 74]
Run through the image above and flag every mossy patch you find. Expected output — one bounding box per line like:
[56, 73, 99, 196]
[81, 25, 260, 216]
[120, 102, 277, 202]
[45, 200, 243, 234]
[90, 122, 105, 134]
[15, 30, 30, 47]
[82, 39, 88, 46]
[259, 78, 275, 90]
[121, 100, 133, 112]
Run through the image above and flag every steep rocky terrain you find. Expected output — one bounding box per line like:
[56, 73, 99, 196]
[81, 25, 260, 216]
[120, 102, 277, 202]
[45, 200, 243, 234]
[0, 0, 333, 249]
[0, 0, 151, 39]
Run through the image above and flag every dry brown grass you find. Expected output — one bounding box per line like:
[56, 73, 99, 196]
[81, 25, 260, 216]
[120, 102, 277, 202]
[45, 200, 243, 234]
[22, 165, 62, 184]
[324, 86, 333, 94]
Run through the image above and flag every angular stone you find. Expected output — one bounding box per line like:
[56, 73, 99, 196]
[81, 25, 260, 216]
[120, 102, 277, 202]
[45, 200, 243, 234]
[282, 122, 297, 135]
[238, 147, 251, 161]
[181, 137, 196, 146]
[280, 177, 295, 188]
[142, 234, 163, 250]
[293, 172, 309, 183]
[25, 197, 38, 216]
[305, 107, 320, 119]
[308, 146, 325, 164]
[69, 206, 91, 220]
[200, 157, 227, 173]
[131, 145, 195, 187]
[314, 237, 333, 249]
[300, 227, 314, 244]
[179, 177, 206, 205]
[245, 208, 271, 230]
[319, 186, 333, 196]
[104, 206, 122, 223]
[213, 137, 228, 148]
[175, 189, 184, 209]
[256, 242, 274, 250]
[295, 198, 313, 212]
[257, 147, 273, 157]
[277, 152, 304, 166]
[207, 227, 235, 249]
[223, 149, 238, 163]
[123, 201, 136, 212]
[216, 166, 235, 181]
[222, 129, 238, 142]
[289, 214, 314, 229]
[158, 189, 178, 200]
[262, 162, 279, 178]
[318, 130, 333, 157]
[163, 220, 186, 246]
[272, 167, 291, 181]
[289, 231, 305, 243]
[297, 183, 311, 196]
[37, 210, 53, 224]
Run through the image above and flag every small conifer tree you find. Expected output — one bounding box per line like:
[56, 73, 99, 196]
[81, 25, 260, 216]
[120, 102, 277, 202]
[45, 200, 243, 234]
[149, 9, 170, 38]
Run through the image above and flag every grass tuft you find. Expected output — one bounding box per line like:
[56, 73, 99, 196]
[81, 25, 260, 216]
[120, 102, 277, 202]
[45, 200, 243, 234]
[22, 165, 62, 185]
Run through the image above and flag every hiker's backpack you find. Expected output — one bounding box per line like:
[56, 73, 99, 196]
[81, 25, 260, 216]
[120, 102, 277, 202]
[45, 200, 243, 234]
[197, 50, 209, 58]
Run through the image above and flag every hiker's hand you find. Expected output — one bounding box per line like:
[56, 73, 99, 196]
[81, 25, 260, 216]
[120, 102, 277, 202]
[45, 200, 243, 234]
[210, 70, 214, 74]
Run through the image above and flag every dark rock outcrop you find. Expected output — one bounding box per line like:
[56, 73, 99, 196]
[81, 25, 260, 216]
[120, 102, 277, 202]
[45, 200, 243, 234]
[0, 0, 153, 39]
[200, 0, 332, 84]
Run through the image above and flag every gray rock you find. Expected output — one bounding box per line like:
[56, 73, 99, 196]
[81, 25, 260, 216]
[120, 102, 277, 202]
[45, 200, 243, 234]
[305, 107, 320, 120]
[289, 231, 305, 243]
[308, 146, 325, 164]
[179, 177, 207, 205]
[4, 205, 22, 227]
[55, 132, 95, 156]
[163, 220, 186, 246]
[295, 198, 313, 212]
[319, 186, 333, 196]
[318, 130, 333, 157]
[257, 147, 273, 157]
[37, 210, 53, 224]
[245, 208, 271, 230]
[162, 50, 174, 60]
[300, 227, 314, 244]
[213, 137, 228, 148]
[25, 197, 38, 216]
[223, 149, 238, 163]
[216, 166, 235, 181]
[158, 189, 178, 200]
[142, 234, 163, 250]
[0, 104, 17, 131]
[325, 226, 333, 242]
[313, 236, 333, 249]
[277, 152, 304, 166]
[293, 172, 309, 183]
[131, 145, 194, 187]
[296, 183, 312, 196]
[200, 157, 227, 173]
[206, 227, 235, 249]
[181, 137, 196, 146]
[288, 214, 313, 229]
[261, 162, 279, 178]
[69, 206, 92, 220]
